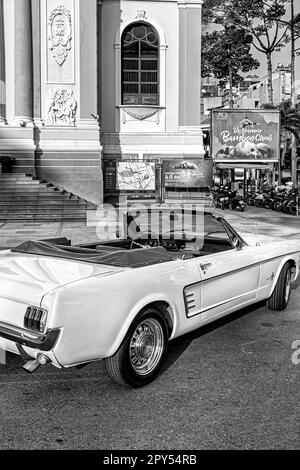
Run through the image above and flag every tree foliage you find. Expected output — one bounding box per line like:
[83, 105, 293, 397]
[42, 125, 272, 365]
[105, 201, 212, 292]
[263, 100, 300, 143]
[293, 11, 300, 54]
[201, 26, 260, 83]
[202, 0, 290, 104]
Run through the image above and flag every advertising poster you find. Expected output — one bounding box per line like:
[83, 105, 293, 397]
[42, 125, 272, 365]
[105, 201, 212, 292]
[164, 160, 213, 188]
[116, 161, 156, 191]
[211, 109, 280, 162]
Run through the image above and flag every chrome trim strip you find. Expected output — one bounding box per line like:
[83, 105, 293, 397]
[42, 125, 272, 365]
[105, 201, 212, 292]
[185, 290, 258, 317]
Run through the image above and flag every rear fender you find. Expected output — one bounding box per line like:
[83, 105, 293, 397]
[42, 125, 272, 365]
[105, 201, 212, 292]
[105, 294, 178, 358]
[269, 255, 299, 296]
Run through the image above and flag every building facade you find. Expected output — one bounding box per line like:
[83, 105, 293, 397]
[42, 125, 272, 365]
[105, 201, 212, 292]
[235, 64, 300, 109]
[0, 0, 206, 205]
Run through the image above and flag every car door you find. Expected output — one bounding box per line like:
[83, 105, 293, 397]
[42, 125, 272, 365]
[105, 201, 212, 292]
[198, 245, 261, 320]
[184, 215, 261, 321]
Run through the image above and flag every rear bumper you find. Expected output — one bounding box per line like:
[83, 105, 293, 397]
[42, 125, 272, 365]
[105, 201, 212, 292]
[0, 321, 60, 351]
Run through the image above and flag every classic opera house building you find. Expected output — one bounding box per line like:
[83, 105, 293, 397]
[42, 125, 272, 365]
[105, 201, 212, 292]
[0, 0, 206, 205]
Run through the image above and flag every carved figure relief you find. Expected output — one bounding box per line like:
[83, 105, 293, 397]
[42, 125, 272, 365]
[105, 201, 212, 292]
[46, 89, 77, 125]
[48, 4, 72, 66]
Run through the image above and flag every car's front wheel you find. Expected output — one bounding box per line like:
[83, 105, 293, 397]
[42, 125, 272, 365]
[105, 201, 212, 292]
[267, 262, 292, 311]
[105, 308, 168, 387]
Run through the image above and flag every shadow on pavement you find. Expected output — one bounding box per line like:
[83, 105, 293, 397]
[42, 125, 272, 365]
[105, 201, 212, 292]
[161, 300, 266, 375]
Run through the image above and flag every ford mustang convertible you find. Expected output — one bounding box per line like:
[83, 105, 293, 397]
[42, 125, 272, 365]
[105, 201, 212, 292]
[0, 208, 299, 387]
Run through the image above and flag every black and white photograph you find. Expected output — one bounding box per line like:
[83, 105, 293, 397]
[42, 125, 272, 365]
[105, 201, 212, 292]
[0, 0, 299, 459]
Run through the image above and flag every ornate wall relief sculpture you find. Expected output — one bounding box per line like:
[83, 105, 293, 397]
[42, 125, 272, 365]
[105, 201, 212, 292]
[46, 89, 77, 125]
[48, 4, 72, 66]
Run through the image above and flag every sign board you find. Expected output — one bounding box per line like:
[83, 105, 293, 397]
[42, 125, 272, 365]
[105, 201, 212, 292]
[164, 159, 213, 188]
[211, 109, 280, 162]
[116, 161, 156, 191]
[103, 160, 157, 200]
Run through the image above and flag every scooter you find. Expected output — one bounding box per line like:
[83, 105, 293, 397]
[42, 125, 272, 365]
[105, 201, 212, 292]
[212, 186, 230, 210]
[228, 190, 246, 211]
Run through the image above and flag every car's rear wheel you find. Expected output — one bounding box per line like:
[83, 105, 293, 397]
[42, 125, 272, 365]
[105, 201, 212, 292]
[267, 263, 292, 311]
[105, 308, 168, 387]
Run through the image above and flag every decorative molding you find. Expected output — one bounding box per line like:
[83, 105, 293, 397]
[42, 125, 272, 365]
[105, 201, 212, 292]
[136, 10, 147, 20]
[178, 0, 203, 8]
[119, 106, 165, 125]
[48, 4, 72, 66]
[46, 89, 77, 125]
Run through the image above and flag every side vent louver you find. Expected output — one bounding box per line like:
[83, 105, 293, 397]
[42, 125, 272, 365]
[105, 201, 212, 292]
[184, 284, 201, 317]
[185, 292, 196, 311]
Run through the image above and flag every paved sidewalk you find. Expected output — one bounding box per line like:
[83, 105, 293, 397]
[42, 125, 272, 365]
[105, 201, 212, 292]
[218, 207, 300, 240]
[0, 205, 299, 249]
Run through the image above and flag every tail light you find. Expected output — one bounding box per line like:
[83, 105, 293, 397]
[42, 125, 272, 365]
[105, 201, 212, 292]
[24, 307, 48, 333]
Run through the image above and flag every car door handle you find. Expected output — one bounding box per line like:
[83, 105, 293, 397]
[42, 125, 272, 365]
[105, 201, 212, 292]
[199, 262, 212, 271]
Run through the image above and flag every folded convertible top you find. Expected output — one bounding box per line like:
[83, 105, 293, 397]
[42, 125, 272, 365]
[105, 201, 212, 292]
[11, 240, 174, 268]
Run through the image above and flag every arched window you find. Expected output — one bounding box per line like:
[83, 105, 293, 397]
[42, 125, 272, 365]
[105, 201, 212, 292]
[121, 23, 159, 106]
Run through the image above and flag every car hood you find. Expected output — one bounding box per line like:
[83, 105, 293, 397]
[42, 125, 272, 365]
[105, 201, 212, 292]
[0, 250, 124, 305]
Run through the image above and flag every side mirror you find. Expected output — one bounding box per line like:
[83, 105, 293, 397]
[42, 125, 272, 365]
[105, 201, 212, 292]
[232, 237, 242, 250]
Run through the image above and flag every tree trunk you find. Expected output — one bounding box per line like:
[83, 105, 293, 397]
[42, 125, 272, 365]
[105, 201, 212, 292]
[228, 65, 234, 108]
[266, 52, 274, 105]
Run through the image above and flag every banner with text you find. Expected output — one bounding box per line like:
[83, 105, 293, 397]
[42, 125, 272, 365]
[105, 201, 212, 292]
[164, 160, 213, 187]
[211, 109, 280, 162]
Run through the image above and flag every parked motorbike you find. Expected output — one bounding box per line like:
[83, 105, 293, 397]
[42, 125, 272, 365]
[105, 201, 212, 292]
[261, 188, 278, 209]
[282, 189, 299, 215]
[287, 195, 300, 216]
[245, 191, 257, 206]
[212, 186, 230, 210]
[228, 190, 246, 211]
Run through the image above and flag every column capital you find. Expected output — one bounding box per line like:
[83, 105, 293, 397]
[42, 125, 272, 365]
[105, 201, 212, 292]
[177, 0, 203, 8]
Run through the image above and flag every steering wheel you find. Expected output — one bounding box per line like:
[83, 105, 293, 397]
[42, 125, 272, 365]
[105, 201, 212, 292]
[130, 230, 160, 250]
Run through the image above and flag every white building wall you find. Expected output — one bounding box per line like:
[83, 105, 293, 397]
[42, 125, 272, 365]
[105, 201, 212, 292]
[101, 0, 179, 134]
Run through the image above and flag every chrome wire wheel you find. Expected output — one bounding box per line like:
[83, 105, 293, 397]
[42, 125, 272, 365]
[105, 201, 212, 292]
[129, 318, 164, 376]
[105, 308, 168, 387]
[285, 269, 292, 304]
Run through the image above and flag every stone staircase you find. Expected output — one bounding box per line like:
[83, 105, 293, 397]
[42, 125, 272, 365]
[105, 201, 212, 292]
[0, 173, 97, 222]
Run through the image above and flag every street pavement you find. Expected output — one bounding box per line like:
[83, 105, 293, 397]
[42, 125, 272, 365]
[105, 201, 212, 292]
[0, 281, 299, 450]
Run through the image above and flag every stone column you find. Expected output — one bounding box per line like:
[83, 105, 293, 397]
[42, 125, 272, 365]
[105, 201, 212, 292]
[79, 0, 99, 126]
[0, 0, 6, 124]
[14, 0, 33, 124]
[31, 0, 42, 126]
[178, 0, 202, 130]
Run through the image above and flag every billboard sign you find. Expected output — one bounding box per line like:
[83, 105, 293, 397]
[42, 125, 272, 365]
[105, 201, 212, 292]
[211, 109, 280, 162]
[164, 159, 213, 187]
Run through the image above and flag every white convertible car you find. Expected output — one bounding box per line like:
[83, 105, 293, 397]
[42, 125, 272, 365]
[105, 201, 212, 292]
[0, 208, 299, 387]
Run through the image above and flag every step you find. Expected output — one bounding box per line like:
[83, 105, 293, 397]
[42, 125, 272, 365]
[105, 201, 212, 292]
[0, 215, 87, 221]
[0, 205, 86, 212]
[0, 185, 62, 191]
[0, 201, 85, 207]
[0, 209, 87, 215]
[0, 180, 40, 185]
[0, 207, 86, 214]
[0, 191, 69, 197]
[0, 175, 29, 180]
